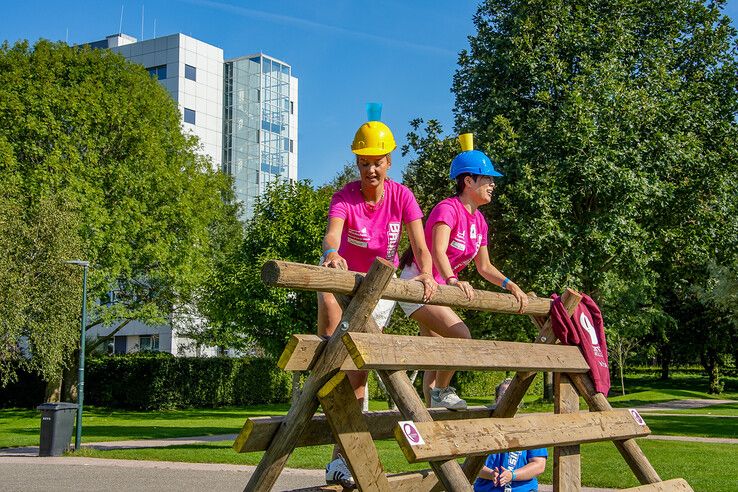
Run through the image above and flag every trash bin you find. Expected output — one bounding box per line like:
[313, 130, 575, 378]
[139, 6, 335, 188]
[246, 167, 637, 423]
[37, 402, 78, 456]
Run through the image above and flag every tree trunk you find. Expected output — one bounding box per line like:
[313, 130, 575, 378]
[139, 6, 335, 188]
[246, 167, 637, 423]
[62, 354, 79, 402]
[702, 349, 723, 394]
[543, 371, 554, 402]
[45, 376, 62, 403]
[660, 343, 671, 380]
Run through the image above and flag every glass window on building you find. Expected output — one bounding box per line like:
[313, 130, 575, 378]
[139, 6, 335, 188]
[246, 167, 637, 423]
[184, 108, 196, 125]
[147, 65, 167, 80]
[185, 64, 197, 81]
[139, 334, 160, 352]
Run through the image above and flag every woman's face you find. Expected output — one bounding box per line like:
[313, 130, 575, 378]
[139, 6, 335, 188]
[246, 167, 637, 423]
[465, 175, 496, 205]
[357, 154, 391, 188]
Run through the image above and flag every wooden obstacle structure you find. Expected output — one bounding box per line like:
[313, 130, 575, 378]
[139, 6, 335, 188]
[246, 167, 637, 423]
[235, 258, 692, 492]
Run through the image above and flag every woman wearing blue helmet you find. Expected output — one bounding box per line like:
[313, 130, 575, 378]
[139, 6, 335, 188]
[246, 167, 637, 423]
[399, 133, 529, 409]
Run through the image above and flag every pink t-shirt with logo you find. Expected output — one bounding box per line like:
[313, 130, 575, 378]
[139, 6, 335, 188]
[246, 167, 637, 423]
[423, 196, 488, 284]
[329, 179, 424, 273]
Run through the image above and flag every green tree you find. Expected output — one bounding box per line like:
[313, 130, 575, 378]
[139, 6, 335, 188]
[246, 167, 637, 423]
[0, 40, 238, 392]
[404, 0, 738, 392]
[201, 180, 332, 358]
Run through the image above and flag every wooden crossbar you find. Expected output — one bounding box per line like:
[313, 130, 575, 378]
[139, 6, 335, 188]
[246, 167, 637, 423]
[342, 332, 591, 372]
[619, 479, 693, 491]
[262, 260, 552, 315]
[395, 409, 651, 463]
[278, 334, 359, 371]
[234, 406, 494, 452]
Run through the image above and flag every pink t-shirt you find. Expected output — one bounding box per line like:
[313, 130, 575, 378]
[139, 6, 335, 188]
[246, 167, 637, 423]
[423, 196, 488, 284]
[328, 179, 424, 273]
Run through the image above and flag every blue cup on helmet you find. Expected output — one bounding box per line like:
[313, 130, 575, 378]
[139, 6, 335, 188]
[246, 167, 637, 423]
[449, 133, 503, 179]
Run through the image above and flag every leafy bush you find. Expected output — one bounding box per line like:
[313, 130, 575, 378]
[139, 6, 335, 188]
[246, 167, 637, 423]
[85, 353, 291, 410]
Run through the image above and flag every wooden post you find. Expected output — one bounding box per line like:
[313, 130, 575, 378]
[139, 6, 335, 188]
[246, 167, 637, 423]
[262, 260, 551, 315]
[318, 373, 390, 491]
[554, 373, 580, 492]
[569, 372, 661, 484]
[243, 258, 396, 492]
[331, 300, 473, 492]
[462, 288, 582, 482]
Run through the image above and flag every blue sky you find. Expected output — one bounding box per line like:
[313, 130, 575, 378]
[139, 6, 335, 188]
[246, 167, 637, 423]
[2, 1, 737, 186]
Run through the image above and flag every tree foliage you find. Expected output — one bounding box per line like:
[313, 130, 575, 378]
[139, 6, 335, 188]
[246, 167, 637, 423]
[0, 40, 239, 385]
[403, 0, 738, 391]
[201, 180, 332, 357]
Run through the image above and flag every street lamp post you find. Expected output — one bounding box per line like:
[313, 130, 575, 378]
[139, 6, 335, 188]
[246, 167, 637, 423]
[65, 260, 89, 451]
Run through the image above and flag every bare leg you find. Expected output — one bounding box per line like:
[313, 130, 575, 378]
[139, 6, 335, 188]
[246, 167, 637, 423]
[411, 305, 471, 396]
[318, 291, 368, 459]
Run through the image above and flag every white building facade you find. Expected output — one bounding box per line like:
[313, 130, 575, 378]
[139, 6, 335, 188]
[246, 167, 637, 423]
[86, 33, 298, 356]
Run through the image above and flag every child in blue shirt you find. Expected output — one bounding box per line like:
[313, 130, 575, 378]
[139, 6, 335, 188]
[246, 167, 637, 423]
[474, 379, 548, 492]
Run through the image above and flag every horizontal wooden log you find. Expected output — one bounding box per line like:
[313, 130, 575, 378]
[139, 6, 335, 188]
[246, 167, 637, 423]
[278, 335, 359, 371]
[619, 479, 693, 491]
[233, 406, 494, 453]
[342, 332, 590, 372]
[394, 409, 651, 463]
[262, 260, 551, 315]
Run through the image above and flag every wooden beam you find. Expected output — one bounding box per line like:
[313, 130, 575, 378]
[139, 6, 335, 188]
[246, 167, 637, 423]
[286, 470, 439, 492]
[553, 373, 580, 492]
[569, 372, 662, 484]
[278, 335, 358, 371]
[234, 406, 495, 453]
[243, 259, 396, 492]
[342, 332, 590, 372]
[461, 288, 583, 482]
[317, 373, 389, 491]
[329, 294, 473, 492]
[262, 260, 551, 315]
[619, 479, 693, 491]
[394, 409, 651, 463]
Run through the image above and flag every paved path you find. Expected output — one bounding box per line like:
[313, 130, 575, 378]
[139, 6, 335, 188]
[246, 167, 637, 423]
[634, 398, 735, 412]
[0, 456, 616, 492]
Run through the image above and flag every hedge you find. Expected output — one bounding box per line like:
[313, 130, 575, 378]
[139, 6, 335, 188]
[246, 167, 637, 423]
[84, 352, 292, 410]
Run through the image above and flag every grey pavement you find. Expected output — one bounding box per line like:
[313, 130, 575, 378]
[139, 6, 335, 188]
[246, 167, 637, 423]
[0, 456, 616, 492]
[633, 398, 735, 412]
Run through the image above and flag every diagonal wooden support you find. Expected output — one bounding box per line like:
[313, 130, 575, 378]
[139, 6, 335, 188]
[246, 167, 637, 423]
[554, 373, 581, 492]
[461, 288, 582, 482]
[333, 299, 473, 491]
[318, 372, 390, 491]
[243, 258, 396, 492]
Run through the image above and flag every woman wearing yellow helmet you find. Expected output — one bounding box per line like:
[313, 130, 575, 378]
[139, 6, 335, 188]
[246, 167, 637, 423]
[320, 104, 437, 488]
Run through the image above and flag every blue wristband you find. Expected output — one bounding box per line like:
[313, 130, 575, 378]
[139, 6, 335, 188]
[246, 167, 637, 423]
[321, 248, 337, 262]
[511, 469, 516, 481]
[501, 277, 510, 289]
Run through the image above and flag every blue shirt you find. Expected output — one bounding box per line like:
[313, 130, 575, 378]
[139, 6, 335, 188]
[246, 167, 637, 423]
[473, 448, 548, 492]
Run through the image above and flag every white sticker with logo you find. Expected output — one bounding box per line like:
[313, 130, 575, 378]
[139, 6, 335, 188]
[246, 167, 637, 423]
[347, 227, 370, 248]
[629, 409, 646, 426]
[450, 240, 466, 251]
[398, 420, 425, 445]
[470, 223, 477, 240]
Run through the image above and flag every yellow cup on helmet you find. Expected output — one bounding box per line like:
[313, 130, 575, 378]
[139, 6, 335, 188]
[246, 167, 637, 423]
[351, 103, 397, 156]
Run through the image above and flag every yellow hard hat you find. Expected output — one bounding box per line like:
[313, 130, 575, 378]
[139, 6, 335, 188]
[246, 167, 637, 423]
[351, 121, 397, 155]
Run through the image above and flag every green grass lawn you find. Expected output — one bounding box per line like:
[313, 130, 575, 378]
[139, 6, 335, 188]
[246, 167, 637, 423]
[74, 439, 738, 491]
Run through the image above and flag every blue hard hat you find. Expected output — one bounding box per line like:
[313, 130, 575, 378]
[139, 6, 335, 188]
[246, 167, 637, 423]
[449, 150, 503, 179]
[449, 133, 503, 179]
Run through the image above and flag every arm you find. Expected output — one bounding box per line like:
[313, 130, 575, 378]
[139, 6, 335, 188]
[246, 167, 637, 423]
[495, 457, 547, 485]
[432, 223, 474, 300]
[477, 465, 500, 481]
[405, 219, 438, 302]
[321, 217, 347, 270]
[473, 245, 528, 313]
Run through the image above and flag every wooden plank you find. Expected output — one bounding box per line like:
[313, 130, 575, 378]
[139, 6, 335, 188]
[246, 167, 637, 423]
[278, 335, 359, 371]
[234, 406, 495, 453]
[553, 373, 580, 492]
[619, 478, 693, 491]
[395, 409, 651, 463]
[317, 372, 390, 491]
[461, 288, 582, 482]
[286, 470, 438, 492]
[569, 372, 662, 484]
[330, 295, 473, 492]
[262, 260, 551, 315]
[343, 332, 590, 372]
[243, 258, 396, 492]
